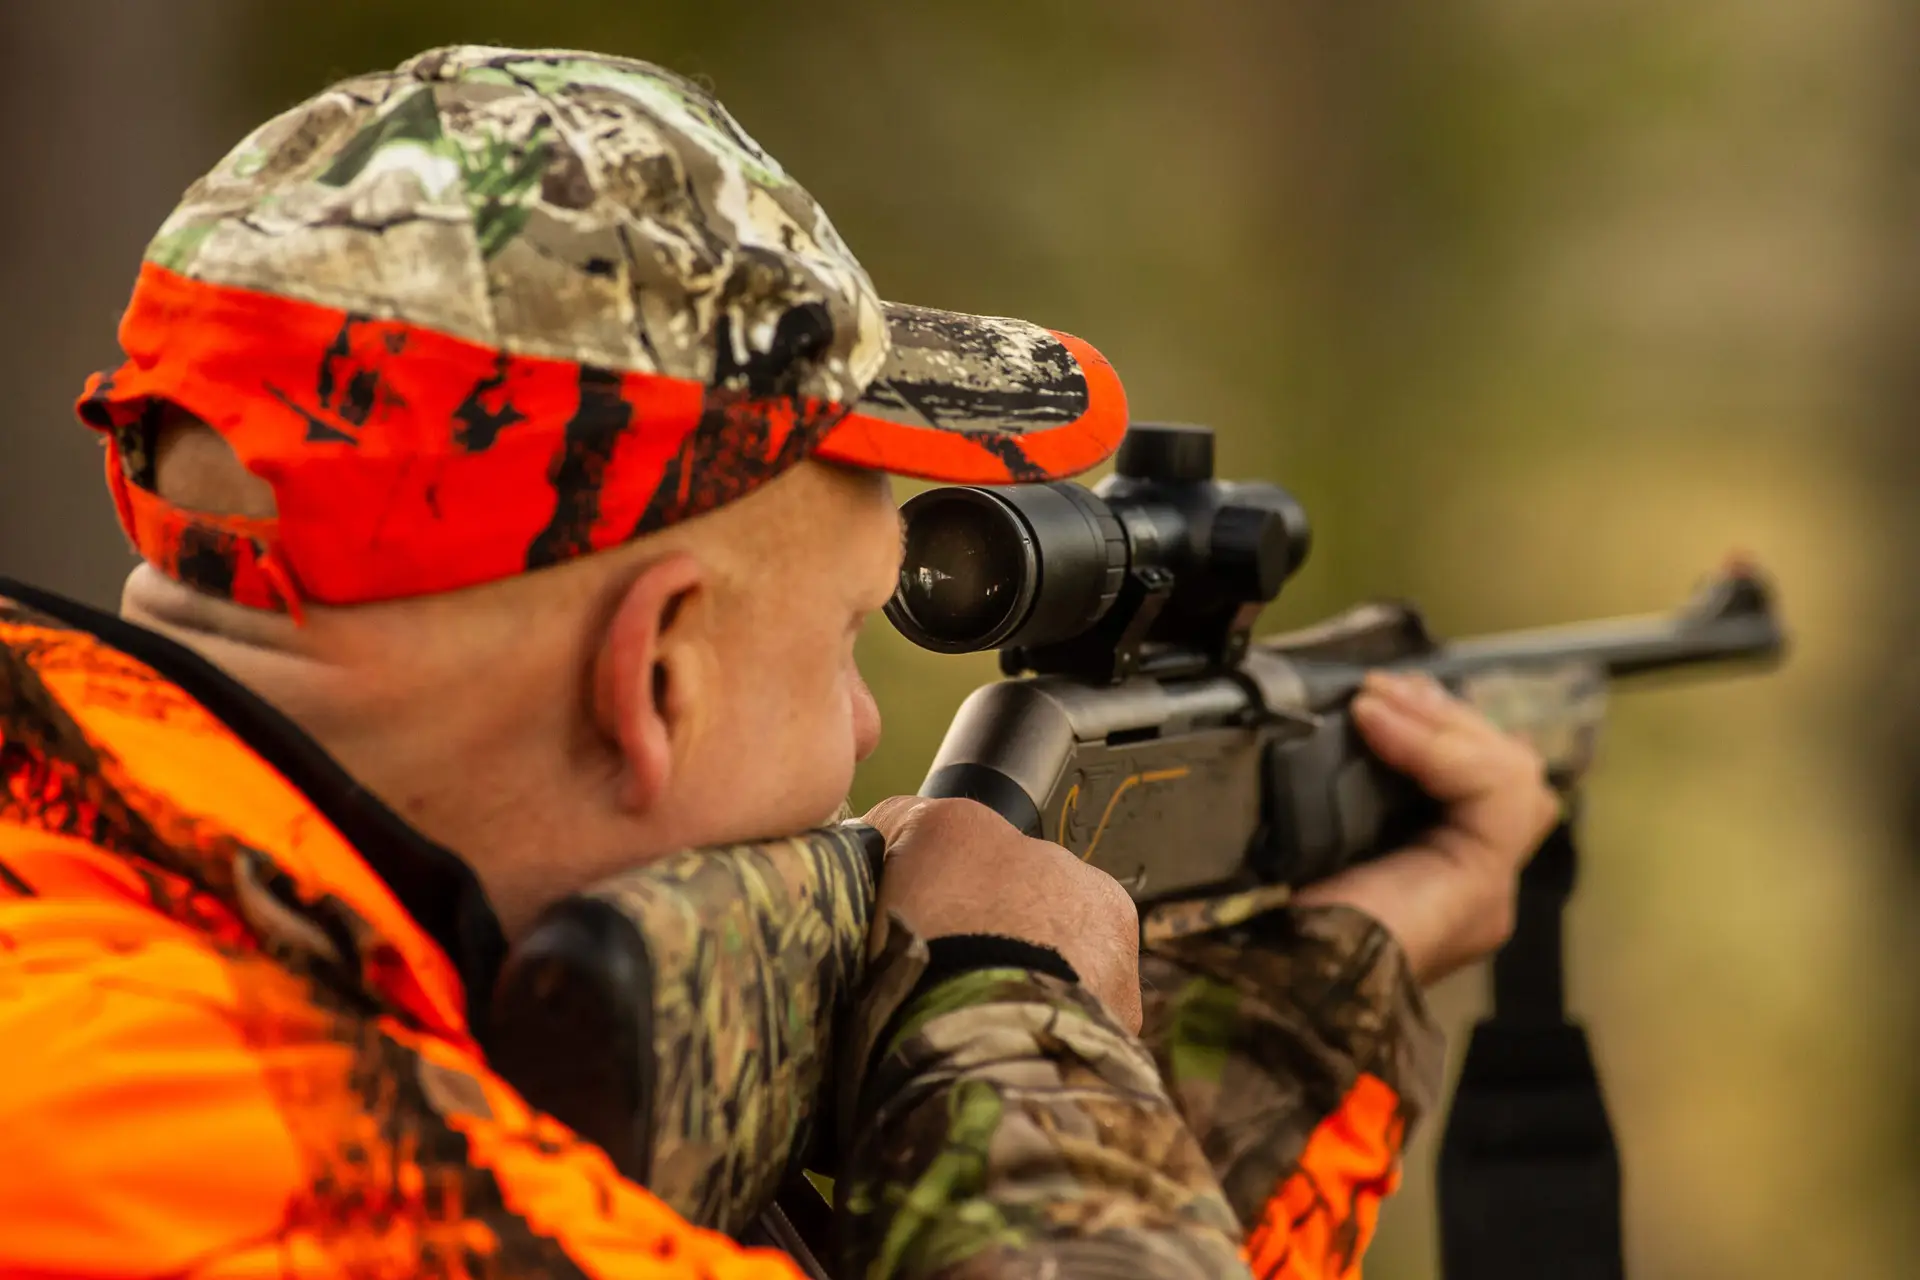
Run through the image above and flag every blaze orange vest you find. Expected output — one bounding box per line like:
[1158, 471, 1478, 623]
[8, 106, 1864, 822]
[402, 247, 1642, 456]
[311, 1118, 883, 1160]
[0, 580, 810, 1278]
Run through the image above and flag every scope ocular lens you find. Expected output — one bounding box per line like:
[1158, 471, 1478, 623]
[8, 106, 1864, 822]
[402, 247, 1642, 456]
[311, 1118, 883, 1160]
[891, 492, 1036, 650]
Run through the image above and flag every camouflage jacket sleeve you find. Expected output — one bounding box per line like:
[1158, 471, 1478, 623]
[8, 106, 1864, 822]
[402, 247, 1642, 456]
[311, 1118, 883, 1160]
[501, 823, 1255, 1280]
[830, 916, 1254, 1280]
[512, 827, 1423, 1280]
[1136, 892, 1446, 1278]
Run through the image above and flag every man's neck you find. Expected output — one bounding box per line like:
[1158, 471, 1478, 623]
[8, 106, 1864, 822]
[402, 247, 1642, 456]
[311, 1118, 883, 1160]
[123, 566, 392, 762]
[118, 567, 629, 938]
[1, 573, 515, 1026]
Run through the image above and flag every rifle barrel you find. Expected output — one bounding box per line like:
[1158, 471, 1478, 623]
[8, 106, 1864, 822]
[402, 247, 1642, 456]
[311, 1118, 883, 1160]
[1426, 567, 1784, 680]
[1284, 567, 1786, 707]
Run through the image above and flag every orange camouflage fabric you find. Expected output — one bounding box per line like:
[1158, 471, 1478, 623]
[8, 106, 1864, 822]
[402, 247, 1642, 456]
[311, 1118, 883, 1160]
[0, 588, 821, 1278]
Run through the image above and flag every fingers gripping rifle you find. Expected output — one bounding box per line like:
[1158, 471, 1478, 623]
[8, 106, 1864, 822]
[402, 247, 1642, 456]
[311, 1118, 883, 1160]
[887, 424, 1786, 1280]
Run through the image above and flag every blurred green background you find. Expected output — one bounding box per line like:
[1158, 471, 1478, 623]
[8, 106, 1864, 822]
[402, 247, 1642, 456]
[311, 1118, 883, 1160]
[3, 2, 1915, 1275]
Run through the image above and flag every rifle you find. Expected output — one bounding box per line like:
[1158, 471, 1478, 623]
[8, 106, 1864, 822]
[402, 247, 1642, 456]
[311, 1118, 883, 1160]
[494, 422, 1786, 1279]
[883, 422, 1785, 1279]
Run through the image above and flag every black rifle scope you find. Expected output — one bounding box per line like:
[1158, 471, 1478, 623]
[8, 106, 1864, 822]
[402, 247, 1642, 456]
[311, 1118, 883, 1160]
[885, 423, 1313, 682]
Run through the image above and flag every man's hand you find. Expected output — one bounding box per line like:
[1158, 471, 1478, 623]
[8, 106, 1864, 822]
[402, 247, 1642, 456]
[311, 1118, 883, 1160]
[1293, 670, 1561, 985]
[862, 796, 1144, 1033]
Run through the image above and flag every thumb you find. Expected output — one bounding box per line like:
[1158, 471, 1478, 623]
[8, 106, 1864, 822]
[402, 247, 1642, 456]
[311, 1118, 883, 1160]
[861, 795, 927, 844]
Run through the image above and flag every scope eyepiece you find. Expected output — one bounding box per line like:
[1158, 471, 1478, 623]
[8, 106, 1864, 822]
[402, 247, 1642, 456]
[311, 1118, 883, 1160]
[885, 425, 1312, 678]
[884, 484, 1126, 654]
[887, 489, 1034, 652]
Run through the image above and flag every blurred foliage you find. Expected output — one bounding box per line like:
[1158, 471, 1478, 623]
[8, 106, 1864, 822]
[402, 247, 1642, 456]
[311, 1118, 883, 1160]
[14, 1, 1918, 1274]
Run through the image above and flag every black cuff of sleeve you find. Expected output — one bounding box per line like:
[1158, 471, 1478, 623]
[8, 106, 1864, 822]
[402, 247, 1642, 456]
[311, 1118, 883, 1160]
[866, 935, 1079, 1079]
[920, 933, 1078, 990]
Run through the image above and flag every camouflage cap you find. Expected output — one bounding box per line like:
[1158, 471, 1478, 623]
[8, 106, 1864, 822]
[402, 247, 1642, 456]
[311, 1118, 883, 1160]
[76, 45, 1126, 614]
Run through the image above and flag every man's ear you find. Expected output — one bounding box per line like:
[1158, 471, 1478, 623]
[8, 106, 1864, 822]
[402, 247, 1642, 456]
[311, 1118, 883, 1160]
[593, 551, 712, 813]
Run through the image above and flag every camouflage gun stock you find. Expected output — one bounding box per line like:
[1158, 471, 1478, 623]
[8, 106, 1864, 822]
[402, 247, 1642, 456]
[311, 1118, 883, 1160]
[886, 423, 1785, 910]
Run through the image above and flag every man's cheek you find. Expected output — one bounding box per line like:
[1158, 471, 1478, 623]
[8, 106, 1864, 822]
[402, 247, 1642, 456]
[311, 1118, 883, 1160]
[849, 664, 882, 764]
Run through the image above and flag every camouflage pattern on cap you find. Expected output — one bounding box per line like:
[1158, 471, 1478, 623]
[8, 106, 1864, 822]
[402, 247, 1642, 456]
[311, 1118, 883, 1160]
[79, 44, 1126, 612]
[147, 45, 889, 404]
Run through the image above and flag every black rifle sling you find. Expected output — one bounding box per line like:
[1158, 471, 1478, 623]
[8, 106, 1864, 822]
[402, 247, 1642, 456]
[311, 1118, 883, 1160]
[1436, 814, 1625, 1280]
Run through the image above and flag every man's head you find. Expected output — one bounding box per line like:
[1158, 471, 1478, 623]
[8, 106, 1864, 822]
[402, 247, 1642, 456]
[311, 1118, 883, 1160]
[81, 46, 1126, 934]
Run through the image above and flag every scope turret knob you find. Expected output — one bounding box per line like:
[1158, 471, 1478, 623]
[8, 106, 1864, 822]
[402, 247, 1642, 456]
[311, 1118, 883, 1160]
[1210, 503, 1299, 602]
[1115, 423, 1214, 483]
